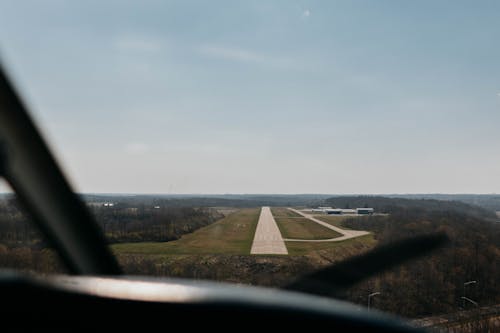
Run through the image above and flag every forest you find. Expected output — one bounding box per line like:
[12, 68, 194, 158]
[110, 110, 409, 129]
[324, 195, 497, 220]
[321, 194, 500, 212]
[0, 197, 223, 272]
[0, 198, 223, 245]
[89, 204, 223, 243]
[327, 198, 500, 319]
[0, 194, 499, 326]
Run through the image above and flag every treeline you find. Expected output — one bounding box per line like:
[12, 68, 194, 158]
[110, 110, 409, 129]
[340, 205, 500, 318]
[0, 198, 224, 245]
[0, 198, 64, 273]
[0, 198, 43, 247]
[387, 194, 500, 212]
[0, 197, 224, 273]
[82, 194, 332, 208]
[90, 204, 223, 243]
[324, 196, 496, 219]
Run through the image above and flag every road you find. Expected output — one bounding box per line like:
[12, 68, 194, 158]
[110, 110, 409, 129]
[285, 208, 370, 242]
[411, 304, 500, 331]
[250, 207, 288, 255]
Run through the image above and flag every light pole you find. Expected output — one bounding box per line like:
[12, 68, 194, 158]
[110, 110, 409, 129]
[461, 297, 478, 307]
[463, 280, 477, 309]
[367, 292, 381, 311]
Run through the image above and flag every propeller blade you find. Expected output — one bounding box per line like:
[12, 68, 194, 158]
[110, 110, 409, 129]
[285, 233, 448, 297]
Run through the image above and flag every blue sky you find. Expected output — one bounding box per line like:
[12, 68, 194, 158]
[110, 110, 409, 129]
[1, 0, 499, 194]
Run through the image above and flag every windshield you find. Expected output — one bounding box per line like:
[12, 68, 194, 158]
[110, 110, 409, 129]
[1, 1, 499, 330]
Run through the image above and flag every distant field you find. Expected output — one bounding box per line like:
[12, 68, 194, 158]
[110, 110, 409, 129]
[275, 217, 342, 240]
[113, 208, 260, 255]
[213, 207, 239, 216]
[271, 207, 302, 218]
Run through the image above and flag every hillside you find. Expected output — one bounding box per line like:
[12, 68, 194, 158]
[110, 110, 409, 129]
[336, 199, 500, 318]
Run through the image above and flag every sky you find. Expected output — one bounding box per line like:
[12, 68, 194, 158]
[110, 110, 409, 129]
[0, 0, 500, 194]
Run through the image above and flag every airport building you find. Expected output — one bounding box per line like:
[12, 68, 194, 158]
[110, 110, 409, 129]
[312, 207, 374, 215]
[356, 208, 374, 215]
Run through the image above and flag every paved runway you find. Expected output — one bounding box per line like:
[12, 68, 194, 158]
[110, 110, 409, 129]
[250, 207, 288, 255]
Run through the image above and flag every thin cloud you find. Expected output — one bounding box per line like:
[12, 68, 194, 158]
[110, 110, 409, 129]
[302, 9, 311, 18]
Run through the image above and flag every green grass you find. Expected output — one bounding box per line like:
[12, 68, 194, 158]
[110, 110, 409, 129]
[112, 207, 374, 261]
[313, 215, 355, 229]
[112, 208, 260, 255]
[286, 234, 376, 255]
[271, 207, 302, 218]
[275, 217, 342, 240]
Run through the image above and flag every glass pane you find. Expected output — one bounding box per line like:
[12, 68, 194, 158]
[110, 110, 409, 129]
[1, 2, 500, 329]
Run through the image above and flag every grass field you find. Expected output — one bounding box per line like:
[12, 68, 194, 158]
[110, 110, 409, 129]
[313, 215, 355, 229]
[271, 207, 302, 218]
[111, 207, 376, 284]
[113, 207, 374, 261]
[112, 208, 260, 255]
[286, 234, 376, 255]
[275, 217, 342, 240]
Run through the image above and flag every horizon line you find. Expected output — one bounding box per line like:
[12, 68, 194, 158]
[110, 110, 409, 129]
[2, 192, 498, 196]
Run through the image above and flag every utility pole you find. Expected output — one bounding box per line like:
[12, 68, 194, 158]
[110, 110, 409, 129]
[367, 292, 381, 311]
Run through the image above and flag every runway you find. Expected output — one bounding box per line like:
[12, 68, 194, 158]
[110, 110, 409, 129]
[250, 207, 288, 255]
